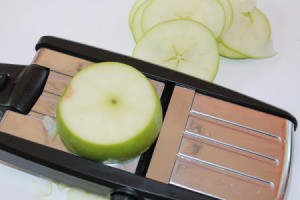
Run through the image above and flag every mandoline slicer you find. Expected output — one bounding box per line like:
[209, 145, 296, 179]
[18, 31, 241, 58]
[0, 36, 297, 200]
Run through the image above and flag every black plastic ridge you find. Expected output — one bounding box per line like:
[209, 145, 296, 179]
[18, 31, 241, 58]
[35, 36, 298, 130]
[135, 81, 175, 176]
[0, 132, 216, 200]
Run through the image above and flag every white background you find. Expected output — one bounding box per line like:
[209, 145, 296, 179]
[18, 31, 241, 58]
[0, 0, 299, 199]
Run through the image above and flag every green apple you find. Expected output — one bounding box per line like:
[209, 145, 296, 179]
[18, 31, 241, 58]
[56, 62, 163, 163]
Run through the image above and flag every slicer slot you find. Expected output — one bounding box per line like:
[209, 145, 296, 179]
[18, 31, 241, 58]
[176, 152, 274, 189]
[191, 93, 287, 138]
[170, 157, 276, 200]
[34, 48, 94, 76]
[44, 71, 71, 96]
[185, 115, 283, 163]
[183, 130, 279, 165]
[190, 109, 282, 142]
[0, 111, 67, 152]
[178, 135, 279, 185]
[31, 91, 59, 118]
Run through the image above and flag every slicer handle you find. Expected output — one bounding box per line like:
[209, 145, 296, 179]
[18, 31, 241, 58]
[0, 63, 49, 114]
[9, 64, 49, 114]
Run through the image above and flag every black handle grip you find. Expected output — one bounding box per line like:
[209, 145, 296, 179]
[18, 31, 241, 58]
[0, 63, 49, 114]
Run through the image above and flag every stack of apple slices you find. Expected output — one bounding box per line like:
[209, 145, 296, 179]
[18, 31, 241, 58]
[219, 0, 276, 59]
[129, 0, 276, 82]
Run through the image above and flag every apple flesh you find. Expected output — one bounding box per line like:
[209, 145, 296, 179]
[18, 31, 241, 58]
[220, 0, 276, 58]
[133, 20, 220, 82]
[56, 62, 163, 163]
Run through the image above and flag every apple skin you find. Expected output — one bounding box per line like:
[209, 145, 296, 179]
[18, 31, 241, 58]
[218, 42, 247, 59]
[56, 99, 162, 162]
[56, 62, 163, 163]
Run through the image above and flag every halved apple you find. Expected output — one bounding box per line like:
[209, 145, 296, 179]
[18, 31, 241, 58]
[56, 62, 163, 163]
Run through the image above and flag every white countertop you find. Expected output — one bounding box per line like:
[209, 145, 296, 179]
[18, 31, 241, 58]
[0, 0, 299, 199]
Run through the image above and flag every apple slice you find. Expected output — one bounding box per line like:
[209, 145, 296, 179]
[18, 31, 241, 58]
[130, 0, 152, 42]
[218, 42, 247, 59]
[218, 0, 234, 36]
[56, 62, 163, 163]
[129, 0, 149, 29]
[141, 0, 226, 39]
[221, 0, 276, 58]
[133, 20, 219, 82]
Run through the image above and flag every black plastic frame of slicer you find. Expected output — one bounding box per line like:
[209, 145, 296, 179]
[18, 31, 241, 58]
[0, 36, 298, 200]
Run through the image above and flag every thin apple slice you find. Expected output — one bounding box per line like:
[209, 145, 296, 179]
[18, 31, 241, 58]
[128, 0, 149, 29]
[218, 42, 247, 59]
[218, 0, 234, 36]
[56, 62, 163, 162]
[246, 39, 276, 58]
[221, 0, 276, 58]
[133, 20, 219, 82]
[131, 0, 152, 42]
[141, 0, 226, 39]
